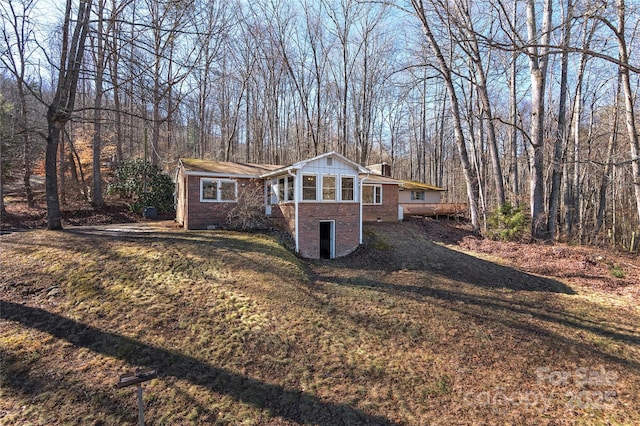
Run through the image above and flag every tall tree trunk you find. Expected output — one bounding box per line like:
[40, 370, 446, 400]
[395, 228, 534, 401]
[525, 0, 552, 239]
[91, 0, 106, 208]
[45, 0, 93, 230]
[0, 102, 4, 220]
[410, 0, 480, 232]
[456, 1, 506, 207]
[594, 76, 621, 238]
[548, 0, 572, 240]
[509, 2, 519, 206]
[19, 83, 34, 208]
[616, 0, 640, 226]
[108, 0, 124, 164]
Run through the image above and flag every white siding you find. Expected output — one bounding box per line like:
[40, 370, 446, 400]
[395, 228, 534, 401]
[398, 190, 441, 204]
[296, 156, 360, 202]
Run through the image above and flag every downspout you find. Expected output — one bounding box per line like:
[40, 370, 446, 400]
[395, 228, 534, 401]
[288, 169, 299, 254]
[359, 172, 370, 244]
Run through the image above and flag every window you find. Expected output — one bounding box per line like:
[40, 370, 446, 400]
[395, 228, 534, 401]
[341, 176, 354, 201]
[287, 176, 295, 201]
[202, 179, 218, 200]
[322, 175, 336, 201]
[411, 191, 425, 201]
[275, 176, 295, 202]
[278, 177, 285, 201]
[362, 185, 382, 205]
[302, 175, 317, 200]
[220, 181, 236, 201]
[200, 178, 237, 202]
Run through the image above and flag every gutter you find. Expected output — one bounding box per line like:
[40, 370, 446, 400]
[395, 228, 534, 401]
[182, 171, 262, 179]
[288, 169, 299, 254]
[359, 172, 370, 245]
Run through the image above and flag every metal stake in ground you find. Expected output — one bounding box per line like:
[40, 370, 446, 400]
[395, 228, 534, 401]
[117, 368, 157, 426]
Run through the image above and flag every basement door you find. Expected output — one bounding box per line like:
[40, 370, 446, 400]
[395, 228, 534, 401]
[319, 221, 335, 259]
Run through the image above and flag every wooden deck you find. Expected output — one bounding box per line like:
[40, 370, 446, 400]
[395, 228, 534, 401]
[401, 203, 468, 217]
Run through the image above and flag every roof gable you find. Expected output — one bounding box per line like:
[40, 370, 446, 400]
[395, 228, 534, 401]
[262, 151, 370, 177]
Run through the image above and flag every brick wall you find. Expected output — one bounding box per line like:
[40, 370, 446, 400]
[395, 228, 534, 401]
[179, 171, 362, 258]
[183, 175, 256, 229]
[270, 203, 296, 236]
[363, 184, 399, 222]
[297, 202, 360, 258]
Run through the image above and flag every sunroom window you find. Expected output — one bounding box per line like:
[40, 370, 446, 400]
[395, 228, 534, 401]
[303, 175, 317, 201]
[341, 176, 354, 201]
[322, 175, 336, 201]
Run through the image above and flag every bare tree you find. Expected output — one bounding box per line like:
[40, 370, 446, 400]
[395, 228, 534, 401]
[547, 0, 572, 240]
[525, 0, 552, 239]
[0, 93, 9, 219]
[0, 0, 38, 207]
[409, 0, 480, 232]
[441, 0, 506, 207]
[562, 10, 598, 238]
[324, 0, 360, 156]
[613, 0, 640, 227]
[45, 0, 93, 230]
[594, 75, 621, 238]
[89, 0, 107, 208]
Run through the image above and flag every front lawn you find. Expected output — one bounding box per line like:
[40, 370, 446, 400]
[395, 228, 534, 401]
[1, 223, 638, 425]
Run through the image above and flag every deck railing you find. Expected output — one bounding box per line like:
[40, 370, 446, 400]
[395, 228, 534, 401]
[400, 203, 468, 217]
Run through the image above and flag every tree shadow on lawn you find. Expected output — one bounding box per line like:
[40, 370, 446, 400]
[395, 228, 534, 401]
[0, 300, 397, 425]
[315, 272, 640, 354]
[329, 234, 576, 294]
[0, 346, 135, 424]
[64, 227, 294, 263]
[311, 255, 639, 376]
[310, 234, 640, 371]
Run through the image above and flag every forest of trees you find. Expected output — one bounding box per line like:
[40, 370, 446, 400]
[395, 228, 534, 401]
[0, 0, 639, 247]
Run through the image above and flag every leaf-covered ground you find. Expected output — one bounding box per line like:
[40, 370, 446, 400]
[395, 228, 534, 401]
[1, 222, 639, 425]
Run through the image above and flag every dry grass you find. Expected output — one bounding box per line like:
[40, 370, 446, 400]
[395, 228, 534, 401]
[1, 222, 639, 425]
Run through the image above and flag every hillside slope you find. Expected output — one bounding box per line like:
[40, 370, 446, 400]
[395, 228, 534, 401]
[1, 223, 639, 425]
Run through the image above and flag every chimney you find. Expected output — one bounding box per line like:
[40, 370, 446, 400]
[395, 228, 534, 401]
[381, 162, 391, 177]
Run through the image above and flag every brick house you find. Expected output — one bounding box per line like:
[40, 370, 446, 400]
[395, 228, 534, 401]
[175, 152, 406, 259]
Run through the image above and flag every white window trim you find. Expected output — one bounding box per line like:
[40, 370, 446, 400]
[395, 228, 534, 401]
[302, 173, 318, 201]
[286, 175, 295, 202]
[200, 178, 238, 203]
[322, 174, 337, 202]
[411, 190, 425, 201]
[340, 175, 356, 202]
[275, 175, 296, 203]
[362, 184, 382, 205]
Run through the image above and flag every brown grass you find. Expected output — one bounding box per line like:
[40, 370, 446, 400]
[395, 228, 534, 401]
[1, 222, 639, 425]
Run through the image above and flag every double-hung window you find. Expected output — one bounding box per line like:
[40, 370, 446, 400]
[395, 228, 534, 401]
[200, 178, 237, 202]
[302, 175, 317, 201]
[341, 176, 355, 201]
[322, 175, 336, 201]
[362, 185, 382, 205]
